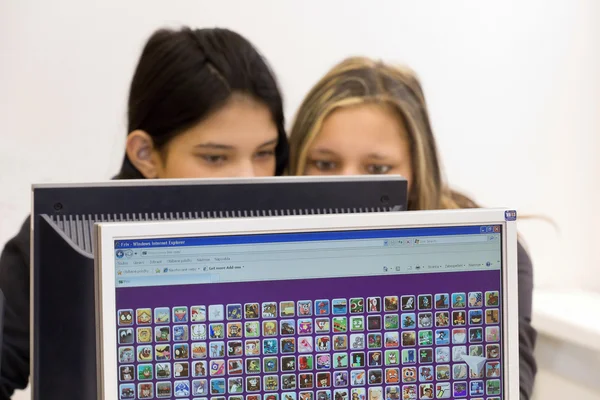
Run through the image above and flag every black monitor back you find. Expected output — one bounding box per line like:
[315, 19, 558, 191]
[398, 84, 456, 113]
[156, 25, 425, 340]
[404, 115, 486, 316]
[31, 176, 407, 400]
[0, 289, 4, 380]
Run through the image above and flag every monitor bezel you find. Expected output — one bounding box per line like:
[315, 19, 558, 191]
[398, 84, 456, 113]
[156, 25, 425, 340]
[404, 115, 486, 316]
[95, 208, 518, 400]
[32, 174, 403, 189]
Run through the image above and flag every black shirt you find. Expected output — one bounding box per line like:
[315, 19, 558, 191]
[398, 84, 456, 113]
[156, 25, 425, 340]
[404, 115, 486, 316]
[0, 217, 538, 399]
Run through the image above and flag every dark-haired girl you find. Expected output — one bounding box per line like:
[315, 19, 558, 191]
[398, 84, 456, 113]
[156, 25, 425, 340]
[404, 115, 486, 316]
[0, 27, 288, 398]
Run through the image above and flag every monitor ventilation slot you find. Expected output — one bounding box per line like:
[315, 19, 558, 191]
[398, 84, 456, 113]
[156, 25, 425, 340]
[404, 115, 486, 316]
[49, 206, 394, 254]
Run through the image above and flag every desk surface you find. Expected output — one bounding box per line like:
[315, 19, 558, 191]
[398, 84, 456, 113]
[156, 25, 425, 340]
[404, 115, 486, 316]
[532, 289, 600, 351]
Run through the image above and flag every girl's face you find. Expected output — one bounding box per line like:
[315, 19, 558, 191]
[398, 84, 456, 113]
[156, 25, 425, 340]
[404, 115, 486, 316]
[302, 103, 413, 188]
[128, 95, 279, 179]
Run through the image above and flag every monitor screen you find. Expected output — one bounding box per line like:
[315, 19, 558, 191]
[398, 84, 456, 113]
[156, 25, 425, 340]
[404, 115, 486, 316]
[110, 225, 503, 400]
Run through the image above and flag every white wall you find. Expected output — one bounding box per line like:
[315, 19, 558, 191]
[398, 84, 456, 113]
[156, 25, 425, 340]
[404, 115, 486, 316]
[1, 1, 599, 398]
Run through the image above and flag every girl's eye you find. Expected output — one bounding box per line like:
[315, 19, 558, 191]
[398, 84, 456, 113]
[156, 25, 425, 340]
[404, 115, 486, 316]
[312, 160, 337, 171]
[366, 164, 392, 174]
[199, 154, 227, 164]
[255, 150, 276, 159]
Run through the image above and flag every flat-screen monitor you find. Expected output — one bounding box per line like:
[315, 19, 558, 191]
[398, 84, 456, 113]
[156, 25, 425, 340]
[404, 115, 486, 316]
[31, 176, 408, 400]
[94, 208, 519, 400]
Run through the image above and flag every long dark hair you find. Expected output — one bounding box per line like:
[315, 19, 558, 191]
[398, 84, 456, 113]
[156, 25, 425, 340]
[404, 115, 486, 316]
[116, 27, 289, 179]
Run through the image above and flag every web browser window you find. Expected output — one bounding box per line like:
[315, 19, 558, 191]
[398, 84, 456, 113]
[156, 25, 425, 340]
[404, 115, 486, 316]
[112, 225, 503, 400]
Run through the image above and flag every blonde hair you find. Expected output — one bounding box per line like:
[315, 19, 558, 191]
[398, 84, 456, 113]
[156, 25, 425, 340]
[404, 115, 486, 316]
[290, 56, 475, 211]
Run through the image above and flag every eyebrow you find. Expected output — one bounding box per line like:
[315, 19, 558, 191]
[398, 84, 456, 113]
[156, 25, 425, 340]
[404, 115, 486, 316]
[194, 138, 278, 150]
[310, 148, 337, 156]
[194, 143, 234, 150]
[366, 152, 387, 160]
[311, 148, 389, 160]
[257, 138, 278, 148]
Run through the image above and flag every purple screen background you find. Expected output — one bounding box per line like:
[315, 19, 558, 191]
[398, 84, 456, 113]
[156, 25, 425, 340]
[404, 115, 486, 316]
[114, 269, 503, 399]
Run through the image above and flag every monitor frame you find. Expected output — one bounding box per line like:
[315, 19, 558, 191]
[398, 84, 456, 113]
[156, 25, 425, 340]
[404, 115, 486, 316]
[95, 208, 519, 400]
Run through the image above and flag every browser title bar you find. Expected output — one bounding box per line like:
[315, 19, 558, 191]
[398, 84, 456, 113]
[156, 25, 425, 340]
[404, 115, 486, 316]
[114, 225, 502, 249]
